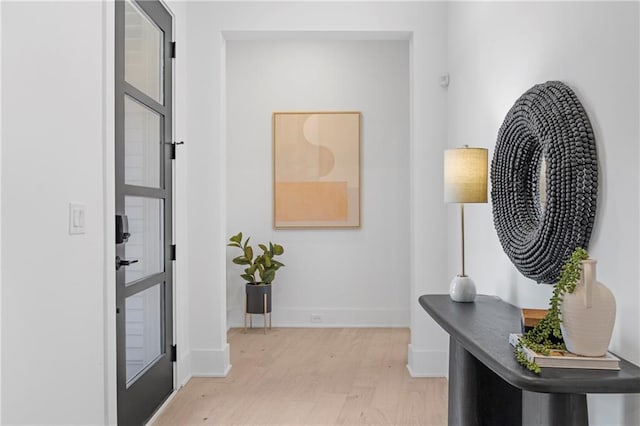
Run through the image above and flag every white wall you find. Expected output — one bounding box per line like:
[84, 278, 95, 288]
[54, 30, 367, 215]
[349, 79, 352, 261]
[447, 2, 640, 424]
[0, 1, 4, 422]
[185, 2, 448, 377]
[225, 40, 410, 328]
[1, 1, 107, 424]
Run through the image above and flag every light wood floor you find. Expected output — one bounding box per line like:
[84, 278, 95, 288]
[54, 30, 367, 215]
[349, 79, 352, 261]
[154, 328, 447, 425]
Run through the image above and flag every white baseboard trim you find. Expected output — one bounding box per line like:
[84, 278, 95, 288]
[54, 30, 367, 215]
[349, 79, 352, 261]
[227, 306, 409, 328]
[406, 343, 448, 377]
[227, 308, 233, 332]
[190, 344, 232, 377]
[240, 323, 408, 328]
[179, 374, 192, 388]
[176, 351, 192, 387]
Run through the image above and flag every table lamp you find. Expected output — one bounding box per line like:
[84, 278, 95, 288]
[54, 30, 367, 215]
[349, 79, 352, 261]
[444, 146, 488, 302]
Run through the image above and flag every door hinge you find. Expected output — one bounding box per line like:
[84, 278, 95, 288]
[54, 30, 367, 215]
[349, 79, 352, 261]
[170, 344, 177, 362]
[170, 244, 176, 261]
[170, 41, 176, 59]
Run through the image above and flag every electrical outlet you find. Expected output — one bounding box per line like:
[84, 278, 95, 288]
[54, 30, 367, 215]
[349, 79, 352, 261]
[311, 314, 323, 323]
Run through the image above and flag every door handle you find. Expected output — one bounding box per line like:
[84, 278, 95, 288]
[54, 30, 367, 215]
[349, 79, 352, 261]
[116, 256, 139, 271]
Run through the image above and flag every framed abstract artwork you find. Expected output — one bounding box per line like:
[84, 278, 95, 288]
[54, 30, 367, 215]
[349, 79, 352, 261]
[273, 111, 361, 228]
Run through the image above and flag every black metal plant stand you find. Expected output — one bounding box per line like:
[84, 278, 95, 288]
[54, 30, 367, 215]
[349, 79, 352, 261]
[244, 288, 272, 334]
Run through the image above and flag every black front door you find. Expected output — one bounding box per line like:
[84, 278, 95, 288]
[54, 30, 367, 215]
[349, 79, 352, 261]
[115, 1, 174, 424]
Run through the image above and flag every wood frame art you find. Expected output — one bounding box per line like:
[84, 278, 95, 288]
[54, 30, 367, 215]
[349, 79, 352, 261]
[273, 111, 361, 229]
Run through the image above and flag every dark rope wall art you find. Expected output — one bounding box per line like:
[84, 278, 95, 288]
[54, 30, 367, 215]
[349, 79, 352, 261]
[491, 81, 598, 284]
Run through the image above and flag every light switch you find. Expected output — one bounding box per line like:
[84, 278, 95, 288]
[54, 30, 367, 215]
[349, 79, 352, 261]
[439, 73, 450, 88]
[69, 203, 86, 235]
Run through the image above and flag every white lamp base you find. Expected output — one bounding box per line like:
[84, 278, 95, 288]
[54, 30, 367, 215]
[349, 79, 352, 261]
[450, 275, 476, 302]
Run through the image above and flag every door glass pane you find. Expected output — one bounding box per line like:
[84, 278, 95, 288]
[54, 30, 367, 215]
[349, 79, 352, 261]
[125, 96, 161, 188]
[125, 196, 164, 284]
[125, 283, 163, 385]
[125, 0, 163, 103]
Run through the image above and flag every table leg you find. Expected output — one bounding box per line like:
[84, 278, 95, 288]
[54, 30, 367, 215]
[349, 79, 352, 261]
[522, 391, 588, 426]
[448, 337, 478, 425]
[448, 337, 522, 425]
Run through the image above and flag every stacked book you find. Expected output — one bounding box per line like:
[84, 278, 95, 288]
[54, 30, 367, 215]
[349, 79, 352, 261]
[510, 333, 620, 370]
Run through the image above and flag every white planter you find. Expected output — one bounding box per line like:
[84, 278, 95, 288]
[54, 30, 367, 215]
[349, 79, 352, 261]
[560, 259, 616, 357]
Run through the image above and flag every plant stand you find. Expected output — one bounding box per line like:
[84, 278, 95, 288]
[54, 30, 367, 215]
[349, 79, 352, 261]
[244, 292, 272, 334]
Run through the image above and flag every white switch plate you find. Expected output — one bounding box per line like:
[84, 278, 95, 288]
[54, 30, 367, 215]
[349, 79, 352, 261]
[439, 73, 450, 88]
[69, 203, 86, 235]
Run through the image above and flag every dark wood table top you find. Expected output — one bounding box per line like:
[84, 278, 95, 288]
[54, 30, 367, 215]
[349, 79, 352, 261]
[419, 294, 640, 394]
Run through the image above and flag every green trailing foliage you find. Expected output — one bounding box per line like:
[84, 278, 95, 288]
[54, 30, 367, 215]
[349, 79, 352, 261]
[227, 232, 285, 285]
[515, 247, 589, 373]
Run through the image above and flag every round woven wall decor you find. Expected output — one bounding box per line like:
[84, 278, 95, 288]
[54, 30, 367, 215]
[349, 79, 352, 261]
[491, 81, 598, 284]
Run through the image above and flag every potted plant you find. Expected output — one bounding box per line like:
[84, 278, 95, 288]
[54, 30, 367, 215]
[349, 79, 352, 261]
[227, 232, 285, 317]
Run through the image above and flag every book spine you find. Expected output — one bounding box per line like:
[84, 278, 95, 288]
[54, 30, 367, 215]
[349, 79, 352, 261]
[510, 334, 536, 363]
[519, 345, 536, 364]
[509, 333, 522, 347]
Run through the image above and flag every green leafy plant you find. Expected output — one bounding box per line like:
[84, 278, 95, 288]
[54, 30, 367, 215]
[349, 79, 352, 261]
[515, 247, 589, 373]
[227, 232, 285, 285]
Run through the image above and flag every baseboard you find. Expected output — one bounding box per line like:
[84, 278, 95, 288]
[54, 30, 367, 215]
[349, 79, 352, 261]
[227, 306, 409, 328]
[406, 343, 448, 377]
[227, 308, 233, 332]
[177, 351, 192, 387]
[190, 344, 232, 377]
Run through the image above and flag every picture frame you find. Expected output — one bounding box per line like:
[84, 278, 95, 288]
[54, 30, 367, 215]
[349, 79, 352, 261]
[273, 111, 361, 229]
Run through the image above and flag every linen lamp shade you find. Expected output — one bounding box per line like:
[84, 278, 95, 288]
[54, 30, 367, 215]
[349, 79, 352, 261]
[444, 147, 488, 204]
[444, 146, 488, 303]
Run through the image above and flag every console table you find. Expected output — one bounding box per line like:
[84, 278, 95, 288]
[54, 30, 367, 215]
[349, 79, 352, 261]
[419, 295, 640, 426]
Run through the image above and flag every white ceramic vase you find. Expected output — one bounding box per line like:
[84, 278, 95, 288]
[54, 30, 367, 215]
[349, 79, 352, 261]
[560, 259, 616, 357]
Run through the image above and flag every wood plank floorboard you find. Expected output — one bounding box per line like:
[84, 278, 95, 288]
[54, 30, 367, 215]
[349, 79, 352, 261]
[153, 328, 447, 426]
